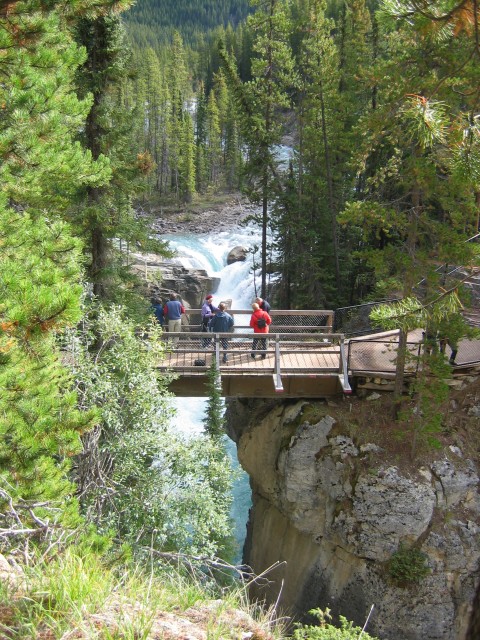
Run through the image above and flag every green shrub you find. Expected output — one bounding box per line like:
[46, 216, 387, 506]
[66, 303, 236, 558]
[387, 543, 430, 586]
[294, 608, 379, 640]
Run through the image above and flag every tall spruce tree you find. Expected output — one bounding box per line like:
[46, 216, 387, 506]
[74, 5, 161, 300]
[0, 0, 113, 527]
[206, 89, 222, 186]
[244, 0, 297, 297]
[275, 0, 345, 308]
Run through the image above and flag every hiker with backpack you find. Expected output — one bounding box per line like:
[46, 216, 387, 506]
[250, 302, 272, 359]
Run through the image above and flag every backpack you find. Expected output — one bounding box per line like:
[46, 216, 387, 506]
[257, 316, 267, 329]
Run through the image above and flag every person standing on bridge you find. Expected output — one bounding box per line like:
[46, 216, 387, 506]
[208, 302, 234, 363]
[255, 296, 271, 314]
[163, 292, 185, 347]
[151, 297, 165, 327]
[250, 302, 271, 359]
[438, 317, 459, 365]
[201, 293, 218, 348]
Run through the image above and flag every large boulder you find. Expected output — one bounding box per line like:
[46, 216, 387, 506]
[227, 246, 248, 265]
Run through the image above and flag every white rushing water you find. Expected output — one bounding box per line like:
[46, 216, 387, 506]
[163, 224, 262, 309]
[164, 222, 262, 559]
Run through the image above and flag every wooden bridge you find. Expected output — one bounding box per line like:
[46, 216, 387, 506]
[156, 310, 480, 398]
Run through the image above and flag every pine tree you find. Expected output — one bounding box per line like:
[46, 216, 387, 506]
[164, 32, 193, 199]
[339, 2, 479, 399]
[244, 0, 297, 297]
[195, 82, 210, 193]
[0, 0, 114, 529]
[74, 6, 162, 304]
[178, 112, 197, 202]
[206, 89, 222, 186]
[203, 360, 225, 438]
[275, 0, 345, 307]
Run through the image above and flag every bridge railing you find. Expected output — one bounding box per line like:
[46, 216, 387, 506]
[158, 331, 351, 394]
[179, 309, 334, 333]
[347, 332, 480, 374]
[333, 301, 399, 337]
[347, 336, 423, 375]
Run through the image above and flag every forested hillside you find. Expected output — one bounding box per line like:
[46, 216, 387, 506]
[124, 0, 250, 48]
[120, 0, 479, 312]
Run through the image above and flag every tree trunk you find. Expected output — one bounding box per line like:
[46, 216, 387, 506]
[91, 221, 107, 299]
[261, 190, 268, 298]
[319, 80, 341, 288]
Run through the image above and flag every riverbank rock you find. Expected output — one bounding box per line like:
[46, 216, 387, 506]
[129, 251, 220, 309]
[226, 389, 480, 640]
[146, 197, 259, 235]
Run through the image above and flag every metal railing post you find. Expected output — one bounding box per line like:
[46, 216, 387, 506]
[214, 334, 220, 365]
[339, 337, 352, 394]
[274, 334, 283, 392]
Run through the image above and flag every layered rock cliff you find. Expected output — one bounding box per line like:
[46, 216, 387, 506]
[226, 391, 480, 640]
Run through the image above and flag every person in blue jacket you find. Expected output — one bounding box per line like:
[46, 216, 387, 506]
[151, 297, 164, 327]
[208, 302, 234, 362]
[163, 292, 185, 346]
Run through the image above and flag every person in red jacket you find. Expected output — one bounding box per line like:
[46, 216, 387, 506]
[249, 302, 272, 359]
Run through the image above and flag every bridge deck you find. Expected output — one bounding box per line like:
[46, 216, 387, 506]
[156, 321, 480, 397]
[163, 344, 341, 372]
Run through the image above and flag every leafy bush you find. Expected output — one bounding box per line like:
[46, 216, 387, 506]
[64, 303, 235, 557]
[387, 543, 430, 586]
[294, 608, 379, 640]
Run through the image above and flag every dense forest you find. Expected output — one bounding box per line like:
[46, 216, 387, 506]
[124, 0, 251, 48]
[0, 0, 479, 637]
[121, 0, 479, 311]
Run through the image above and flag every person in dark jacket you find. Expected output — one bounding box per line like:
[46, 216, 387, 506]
[250, 302, 272, 359]
[163, 292, 185, 346]
[208, 302, 234, 362]
[255, 296, 271, 313]
[151, 297, 164, 327]
[201, 294, 219, 348]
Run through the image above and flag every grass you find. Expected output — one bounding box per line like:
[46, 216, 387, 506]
[0, 547, 283, 639]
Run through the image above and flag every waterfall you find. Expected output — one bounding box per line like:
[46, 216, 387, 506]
[163, 223, 261, 308]
[164, 222, 261, 559]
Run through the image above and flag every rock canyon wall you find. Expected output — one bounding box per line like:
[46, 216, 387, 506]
[226, 397, 480, 640]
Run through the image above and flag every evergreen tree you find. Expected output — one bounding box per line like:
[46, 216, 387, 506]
[203, 360, 226, 438]
[0, 0, 113, 529]
[224, 99, 243, 190]
[195, 81, 210, 193]
[339, 2, 479, 398]
[206, 89, 222, 186]
[275, 0, 346, 308]
[178, 112, 197, 202]
[74, 6, 163, 302]
[244, 0, 297, 297]
[166, 31, 192, 198]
